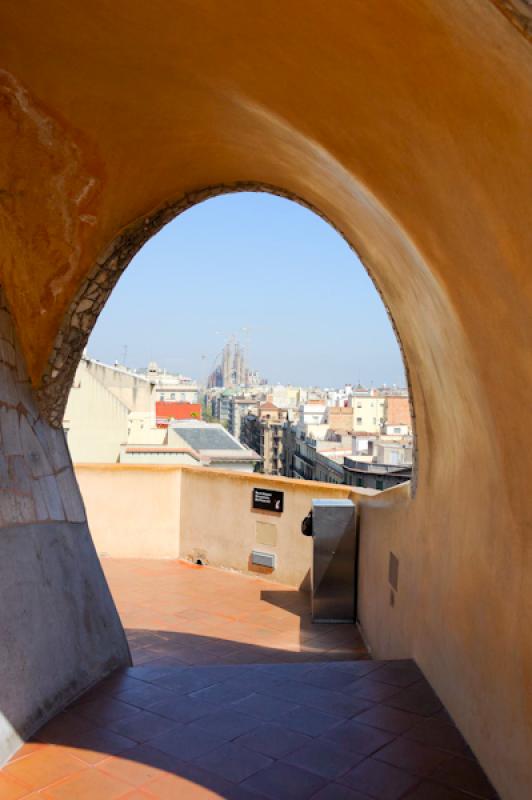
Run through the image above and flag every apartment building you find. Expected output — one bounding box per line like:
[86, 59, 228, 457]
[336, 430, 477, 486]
[351, 393, 386, 434]
[240, 402, 288, 476]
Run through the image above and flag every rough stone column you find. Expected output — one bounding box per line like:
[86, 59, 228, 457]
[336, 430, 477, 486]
[0, 287, 130, 765]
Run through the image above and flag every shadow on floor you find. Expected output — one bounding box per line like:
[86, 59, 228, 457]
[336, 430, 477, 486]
[1, 629, 499, 800]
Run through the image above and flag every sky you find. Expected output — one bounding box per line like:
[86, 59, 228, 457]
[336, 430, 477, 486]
[88, 192, 405, 388]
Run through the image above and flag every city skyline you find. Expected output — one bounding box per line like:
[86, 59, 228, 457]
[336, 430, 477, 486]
[87, 193, 406, 387]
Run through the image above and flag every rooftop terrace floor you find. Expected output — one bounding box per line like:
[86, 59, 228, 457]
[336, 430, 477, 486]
[1, 559, 498, 799]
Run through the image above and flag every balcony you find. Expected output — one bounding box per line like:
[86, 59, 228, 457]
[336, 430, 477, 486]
[0, 466, 498, 798]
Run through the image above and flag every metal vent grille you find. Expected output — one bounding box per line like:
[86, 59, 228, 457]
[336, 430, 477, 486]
[251, 550, 276, 569]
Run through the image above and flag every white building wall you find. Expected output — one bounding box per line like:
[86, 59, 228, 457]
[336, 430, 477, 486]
[83, 360, 156, 412]
[64, 363, 129, 463]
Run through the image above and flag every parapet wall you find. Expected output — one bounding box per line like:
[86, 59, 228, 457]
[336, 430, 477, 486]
[75, 463, 376, 588]
[0, 290, 130, 766]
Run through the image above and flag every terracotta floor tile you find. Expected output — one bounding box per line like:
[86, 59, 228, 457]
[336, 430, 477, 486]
[97, 749, 171, 787]
[1, 559, 495, 800]
[43, 767, 131, 799]
[0, 773, 34, 799]
[7, 742, 43, 762]
[3, 747, 87, 790]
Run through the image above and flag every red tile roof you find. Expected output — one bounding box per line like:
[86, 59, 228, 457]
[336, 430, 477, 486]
[156, 402, 202, 427]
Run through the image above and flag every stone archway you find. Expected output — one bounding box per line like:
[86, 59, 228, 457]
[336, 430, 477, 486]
[0, 2, 531, 796]
[35, 183, 418, 491]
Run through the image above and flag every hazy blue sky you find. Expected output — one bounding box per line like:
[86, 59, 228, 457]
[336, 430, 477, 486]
[88, 193, 405, 387]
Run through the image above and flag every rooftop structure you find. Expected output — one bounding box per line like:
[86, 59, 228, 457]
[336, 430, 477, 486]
[0, 4, 531, 798]
[121, 420, 261, 471]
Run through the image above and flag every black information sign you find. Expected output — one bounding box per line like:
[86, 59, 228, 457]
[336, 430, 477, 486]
[252, 488, 284, 513]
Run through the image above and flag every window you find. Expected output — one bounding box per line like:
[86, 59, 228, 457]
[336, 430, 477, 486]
[356, 477, 363, 487]
[170, 393, 175, 400]
[376, 479, 384, 490]
[356, 417, 362, 424]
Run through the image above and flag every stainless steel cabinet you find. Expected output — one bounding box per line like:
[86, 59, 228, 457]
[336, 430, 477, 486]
[311, 499, 356, 623]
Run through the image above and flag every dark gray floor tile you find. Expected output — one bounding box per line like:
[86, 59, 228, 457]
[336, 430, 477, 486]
[401, 781, 481, 800]
[340, 757, 419, 800]
[374, 736, 451, 776]
[299, 667, 358, 691]
[193, 708, 261, 739]
[312, 784, 373, 800]
[430, 755, 499, 799]
[355, 705, 423, 735]
[148, 721, 227, 761]
[402, 717, 470, 755]
[190, 681, 255, 705]
[322, 719, 396, 756]
[155, 668, 220, 693]
[241, 761, 327, 800]
[369, 661, 423, 688]
[231, 692, 299, 721]
[193, 741, 273, 783]
[148, 693, 219, 723]
[277, 705, 344, 737]
[106, 709, 182, 742]
[114, 683, 178, 710]
[269, 680, 372, 718]
[235, 722, 312, 758]
[384, 683, 443, 717]
[283, 738, 366, 779]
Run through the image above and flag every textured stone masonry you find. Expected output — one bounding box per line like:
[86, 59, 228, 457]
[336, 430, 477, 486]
[0, 287, 86, 528]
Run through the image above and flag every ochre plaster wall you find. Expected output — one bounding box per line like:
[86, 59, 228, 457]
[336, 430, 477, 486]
[77, 464, 183, 560]
[75, 463, 375, 588]
[0, 291, 130, 765]
[0, 2, 531, 797]
[179, 467, 368, 587]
